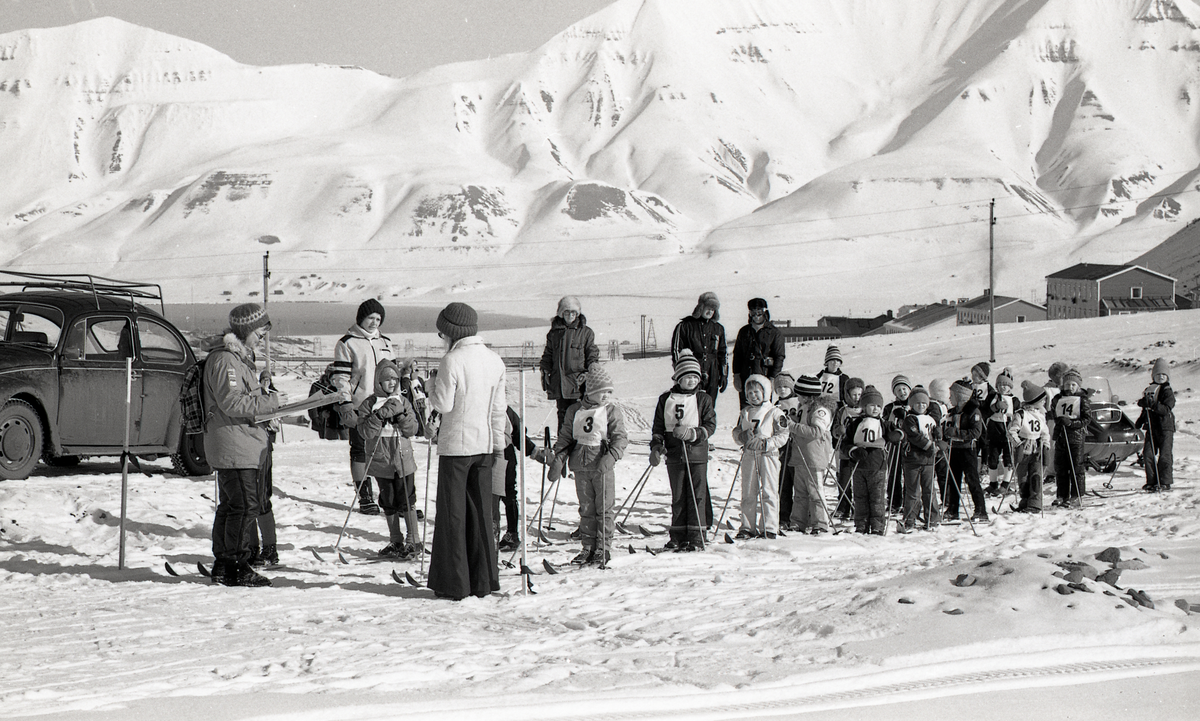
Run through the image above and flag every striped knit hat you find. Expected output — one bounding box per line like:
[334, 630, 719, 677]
[825, 345, 842, 364]
[673, 349, 702, 382]
[228, 303, 270, 340]
[794, 374, 822, 396]
[891, 374, 911, 393]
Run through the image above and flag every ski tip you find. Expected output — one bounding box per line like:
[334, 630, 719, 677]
[520, 564, 536, 576]
[644, 545, 657, 556]
[542, 559, 560, 575]
[537, 529, 552, 543]
[638, 525, 654, 537]
[310, 548, 325, 562]
[615, 523, 629, 535]
[501, 559, 515, 569]
[164, 561, 180, 577]
[627, 544, 637, 555]
[197, 562, 211, 577]
[724, 533, 735, 544]
[391, 569, 404, 584]
[337, 551, 350, 565]
[724, 520, 735, 530]
[405, 571, 423, 588]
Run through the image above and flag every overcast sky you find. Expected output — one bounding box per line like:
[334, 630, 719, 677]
[0, 0, 615, 77]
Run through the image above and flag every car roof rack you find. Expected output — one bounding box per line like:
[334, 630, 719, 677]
[0, 271, 165, 314]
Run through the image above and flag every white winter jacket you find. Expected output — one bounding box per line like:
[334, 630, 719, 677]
[429, 336, 507, 457]
[331, 324, 395, 406]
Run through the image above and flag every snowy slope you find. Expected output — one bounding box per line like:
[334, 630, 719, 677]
[3, 1, 1200, 315]
[2, 310, 1200, 719]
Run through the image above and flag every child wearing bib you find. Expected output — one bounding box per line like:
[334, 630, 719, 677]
[1009, 380, 1051, 513]
[549, 364, 628, 565]
[984, 368, 1016, 497]
[732, 374, 790, 539]
[899, 386, 941, 532]
[650, 350, 717, 551]
[845, 385, 895, 534]
[1136, 357, 1176, 491]
[787, 375, 838, 534]
[1051, 368, 1092, 508]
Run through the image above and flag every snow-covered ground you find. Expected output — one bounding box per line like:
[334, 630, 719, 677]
[3, 310, 1200, 720]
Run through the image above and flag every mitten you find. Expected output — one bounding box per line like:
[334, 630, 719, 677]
[649, 447, 662, 467]
[548, 456, 563, 482]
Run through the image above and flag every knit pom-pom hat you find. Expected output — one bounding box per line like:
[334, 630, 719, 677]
[228, 303, 271, 341]
[825, 345, 842, 364]
[673, 349, 702, 382]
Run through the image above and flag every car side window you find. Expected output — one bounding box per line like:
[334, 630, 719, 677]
[3, 307, 63, 347]
[0, 309, 9, 339]
[83, 318, 134, 360]
[137, 318, 187, 364]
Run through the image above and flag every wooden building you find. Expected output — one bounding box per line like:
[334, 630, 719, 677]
[1045, 264, 1176, 320]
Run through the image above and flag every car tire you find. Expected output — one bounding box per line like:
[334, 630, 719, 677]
[172, 430, 211, 476]
[0, 400, 44, 481]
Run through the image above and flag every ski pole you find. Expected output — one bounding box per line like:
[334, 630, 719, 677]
[615, 463, 653, 519]
[535, 427, 548, 530]
[947, 462, 979, 537]
[753, 449, 766, 537]
[682, 456, 705, 550]
[333, 430, 384, 558]
[711, 465, 739, 542]
[1064, 436, 1084, 508]
[546, 471, 562, 532]
[833, 460, 860, 535]
[419, 438, 434, 578]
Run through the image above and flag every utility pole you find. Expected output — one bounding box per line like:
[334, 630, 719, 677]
[988, 199, 996, 363]
[262, 251, 271, 370]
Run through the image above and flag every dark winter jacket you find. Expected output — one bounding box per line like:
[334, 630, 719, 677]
[201, 333, 279, 469]
[882, 400, 908, 444]
[652, 386, 717, 465]
[356, 362, 420, 479]
[539, 314, 599, 401]
[845, 414, 889, 473]
[671, 315, 728, 394]
[732, 318, 785, 381]
[945, 398, 984, 450]
[1136, 381, 1176, 435]
[1051, 390, 1094, 447]
[504, 406, 541, 465]
[553, 398, 629, 473]
[901, 411, 940, 467]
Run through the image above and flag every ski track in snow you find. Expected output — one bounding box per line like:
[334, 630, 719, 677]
[3, 313, 1200, 718]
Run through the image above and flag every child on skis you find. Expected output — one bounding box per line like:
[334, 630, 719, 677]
[831, 377, 866, 520]
[650, 349, 717, 551]
[984, 368, 1016, 497]
[774, 372, 801, 530]
[495, 406, 546, 552]
[1051, 368, 1093, 508]
[356, 360, 422, 558]
[786, 375, 838, 534]
[548, 364, 628, 565]
[845, 385, 895, 534]
[945, 378, 988, 522]
[1136, 357, 1176, 491]
[883, 375, 912, 514]
[1009, 380, 1051, 513]
[733, 374, 789, 539]
[898, 385, 941, 532]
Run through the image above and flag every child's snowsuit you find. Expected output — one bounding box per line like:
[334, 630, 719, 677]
[553, 398, 628, 555]
[652, 385, 717, 547]
[882, 399, 908, 514]
[1008, 404, 1050, 512]
[832, 403, 862, 518]
[945, 397, 987, 520]
[787, 395, 837, 532]
[1136, 380, 1175, 490]
[985, 390, 1015, 491]
[845, 413, 892, 533]
[901, 409, 941, 530]
[733, 374, 789, 536]
[356, 362, 421, 547]
[1051, 390, 1092, 502]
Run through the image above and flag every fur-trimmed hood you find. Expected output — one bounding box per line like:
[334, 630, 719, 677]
[221, 332, 257, 364]
[744, 373, 775, 404]
[807, 394, 838, 416]
[549, 313, 588, 330]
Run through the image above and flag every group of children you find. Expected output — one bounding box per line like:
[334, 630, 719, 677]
[348, 341, 1178, 562]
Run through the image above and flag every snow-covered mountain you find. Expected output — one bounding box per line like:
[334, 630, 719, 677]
[3, 0, 1200, 317]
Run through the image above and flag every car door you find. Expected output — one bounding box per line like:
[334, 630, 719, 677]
[134, 316, 189, 447]
[58, 315, 144, 448]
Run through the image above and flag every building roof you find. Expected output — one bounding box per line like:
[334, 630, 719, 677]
[993, 298, 1047, 312]
[957, 293, 1017, 310]
[1047, 263, 1176, 283]
[1101, 297, 1176, 312]
[779, 326, 842, 340]
[881, 302, 957, 331]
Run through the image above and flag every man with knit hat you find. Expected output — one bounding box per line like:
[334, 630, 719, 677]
[671, 292, 728, 411]
[944, 378, 988, 522]
[540, 296, 599, 433]
[427, 302, 507, 599]
[549, 363, 628, 564]
[732, 298, 786, 407]
[331, 298, 395, 514]
[203, 303, 279, 587]
[1136, 357, 1176, 491]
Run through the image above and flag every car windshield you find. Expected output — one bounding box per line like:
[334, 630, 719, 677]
[0, 305, 62, 347]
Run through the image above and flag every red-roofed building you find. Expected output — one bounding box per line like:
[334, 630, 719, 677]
[1045, 264, 1176, 320]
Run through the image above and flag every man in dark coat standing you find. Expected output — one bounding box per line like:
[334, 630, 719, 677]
[671, 292, 728, 408]
[540, 296, 599, 433]
[732, 297, 786, 407]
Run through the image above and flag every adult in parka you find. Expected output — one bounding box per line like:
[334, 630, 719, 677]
[671, 292, 728, 408]
[732, 297, 786, 407]
[540, 296, 599, 433]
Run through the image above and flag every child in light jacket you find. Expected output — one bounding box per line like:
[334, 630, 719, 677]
[732, 374, 790, 539]
[1009, 380, 1051, 513]
[787, 375, 837, 534]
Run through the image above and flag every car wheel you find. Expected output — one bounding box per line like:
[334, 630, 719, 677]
[0, 400, 44, 481]
[172, 431, 211, 476]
